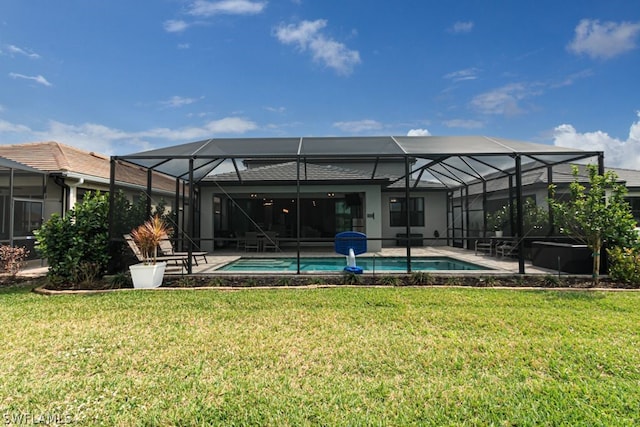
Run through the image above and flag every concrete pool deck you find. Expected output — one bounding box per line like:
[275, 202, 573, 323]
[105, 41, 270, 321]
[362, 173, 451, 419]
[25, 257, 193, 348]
[17, 246, 558, 278]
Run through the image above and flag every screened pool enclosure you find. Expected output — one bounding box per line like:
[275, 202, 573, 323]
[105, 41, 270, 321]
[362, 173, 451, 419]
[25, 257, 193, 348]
[109, 136, 603, 274]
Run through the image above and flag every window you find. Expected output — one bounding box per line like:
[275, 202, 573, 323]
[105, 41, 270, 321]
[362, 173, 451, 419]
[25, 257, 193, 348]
[626, 197, 640, 223]
[13, 199, 43, 237]
[389, 197, 424, 227]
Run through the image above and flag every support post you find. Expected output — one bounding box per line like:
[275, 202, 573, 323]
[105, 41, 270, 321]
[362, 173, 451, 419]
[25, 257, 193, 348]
[482, 181, 487, 237]
[515, 155, 525, 274]
[296, 157, 301, 274]
[187, 159, 195, 274]
[404, 156, 412, 273]
[174, 178, 181, 249]
[547, 166, 554, 236]
[463, 185, 469, 248]
[146, 168, 152, 219]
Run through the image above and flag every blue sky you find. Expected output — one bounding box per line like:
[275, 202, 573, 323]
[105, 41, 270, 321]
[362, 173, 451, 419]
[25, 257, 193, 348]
[1, 1, 640, 168]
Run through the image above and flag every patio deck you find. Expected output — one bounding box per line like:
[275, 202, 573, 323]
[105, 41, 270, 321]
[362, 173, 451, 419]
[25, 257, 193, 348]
[17, 246, 557, 279]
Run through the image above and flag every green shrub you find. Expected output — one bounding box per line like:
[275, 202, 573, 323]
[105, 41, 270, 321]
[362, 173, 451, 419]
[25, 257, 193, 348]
[607, 246, 640, 285]
[107, 272, 131, 288]
[445, 276, 462, 286]
[174, 276, 197, 287]
[34, 191, 110, 286]
[542, 274, 562, 287]
[342, 272, 362, 285]
[379, 275, 401, 286]
[277, 277, 293, 286]
[207, 277, 225, 287]
[243, 278, 258, 287]
[409, 271, 433, 285]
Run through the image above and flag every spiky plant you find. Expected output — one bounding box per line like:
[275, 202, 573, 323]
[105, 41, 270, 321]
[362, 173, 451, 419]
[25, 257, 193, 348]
[130, 215, 170, 264]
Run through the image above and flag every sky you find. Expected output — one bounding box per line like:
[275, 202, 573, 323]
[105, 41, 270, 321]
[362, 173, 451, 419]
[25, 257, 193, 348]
[1, 1, 640, 169]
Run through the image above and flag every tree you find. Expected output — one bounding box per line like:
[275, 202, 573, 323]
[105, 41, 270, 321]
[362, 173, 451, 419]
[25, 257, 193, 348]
[34, 191, 110, 285]
[548, 165, 638, 284]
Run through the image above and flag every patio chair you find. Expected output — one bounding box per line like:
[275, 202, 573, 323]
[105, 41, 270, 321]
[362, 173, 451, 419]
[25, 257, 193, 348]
[262, 231, 279, 251]
[123, 234, 188, 269]
[159, 234, 208, 266]
[235, 231, 246, 250]
[244, 231, 261, 251]
[474, 239, 492, 256]
[496, 239, 518, 258]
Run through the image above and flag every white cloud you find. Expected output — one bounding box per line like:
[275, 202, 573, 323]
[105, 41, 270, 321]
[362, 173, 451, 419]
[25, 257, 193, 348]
[5, 44, 40, 59]
[9, 72, 52, 87]
[143, 117, 257, 140]
[407, 128, 431, 136]
[265, 106, 286, 113]
[448, 21, 474, 34]
[470, 83, 541, 116]
[568, 19, 640, 60]
[444, 68, 480, 82]
[0, 119, 32, 133]
[163, 19, 190, 33]
[0, 117, 258, 155]
[160, 96, 199, 108]
[187, 0, 267, 17]
[553, 113, 640, 169]
[333, 119, 382, 133]
[552, 69, 593, 88]
[274, 19, 361, 75]
[177, 43, 191, 49]
[442, 119, 484, 129]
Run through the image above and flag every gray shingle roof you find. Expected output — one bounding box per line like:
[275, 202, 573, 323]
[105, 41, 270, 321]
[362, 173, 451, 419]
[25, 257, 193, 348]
[204, 161, 448, 189]
[205, 161, 381, 183]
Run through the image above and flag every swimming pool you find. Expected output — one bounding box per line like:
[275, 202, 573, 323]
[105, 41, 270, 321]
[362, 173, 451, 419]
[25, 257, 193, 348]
[215, 256, 489, 272]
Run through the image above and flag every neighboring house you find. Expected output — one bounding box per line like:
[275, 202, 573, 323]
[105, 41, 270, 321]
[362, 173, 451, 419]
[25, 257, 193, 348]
[455, 163, 640, 243]
[0, 141, 175, 255]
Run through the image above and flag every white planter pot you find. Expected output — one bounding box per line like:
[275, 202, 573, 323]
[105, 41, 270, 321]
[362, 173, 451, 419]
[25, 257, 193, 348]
[129, 262, 167, 289]
[494, 230, 503, 238]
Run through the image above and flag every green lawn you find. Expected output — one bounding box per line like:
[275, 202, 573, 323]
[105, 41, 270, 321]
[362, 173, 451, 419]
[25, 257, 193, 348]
[1, 285, 639, 426]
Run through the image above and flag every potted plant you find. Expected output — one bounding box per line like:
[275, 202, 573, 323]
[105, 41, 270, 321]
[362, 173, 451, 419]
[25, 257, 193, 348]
[486, 206, 508, 237]
[129, 215, 170, 288]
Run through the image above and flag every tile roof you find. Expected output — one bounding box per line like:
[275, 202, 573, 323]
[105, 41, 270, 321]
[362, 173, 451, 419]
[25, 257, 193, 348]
[0, 141, 110, 178]
[0, 141, 175, 192]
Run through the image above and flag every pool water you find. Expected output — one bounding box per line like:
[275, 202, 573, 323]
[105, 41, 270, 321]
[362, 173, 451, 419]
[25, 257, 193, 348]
[216, 256, 489, 272]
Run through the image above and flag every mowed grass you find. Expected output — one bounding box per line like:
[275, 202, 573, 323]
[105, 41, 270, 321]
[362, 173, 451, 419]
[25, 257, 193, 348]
[1, 286, 639, 426]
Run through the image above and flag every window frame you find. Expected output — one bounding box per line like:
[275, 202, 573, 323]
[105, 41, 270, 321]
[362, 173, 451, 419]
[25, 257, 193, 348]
[389, 197, 425, 227]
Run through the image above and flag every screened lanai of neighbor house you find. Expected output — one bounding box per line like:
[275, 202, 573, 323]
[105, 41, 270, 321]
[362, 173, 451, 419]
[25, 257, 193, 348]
[0, 156, 47, 257]
[110, 136, 603, 274]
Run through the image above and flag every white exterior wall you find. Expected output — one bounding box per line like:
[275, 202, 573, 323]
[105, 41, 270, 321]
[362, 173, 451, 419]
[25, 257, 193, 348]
[381, 191, 448, 247]
[200, 184, 383, 252]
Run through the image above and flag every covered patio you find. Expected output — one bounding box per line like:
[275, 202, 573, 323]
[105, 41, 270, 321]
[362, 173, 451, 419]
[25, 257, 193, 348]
[109, 136, 603, 274]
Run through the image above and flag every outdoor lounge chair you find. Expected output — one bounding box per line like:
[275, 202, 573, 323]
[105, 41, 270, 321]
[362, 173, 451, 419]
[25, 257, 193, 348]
[158, 235, 208, 266]
[124, 234, 189, 269]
